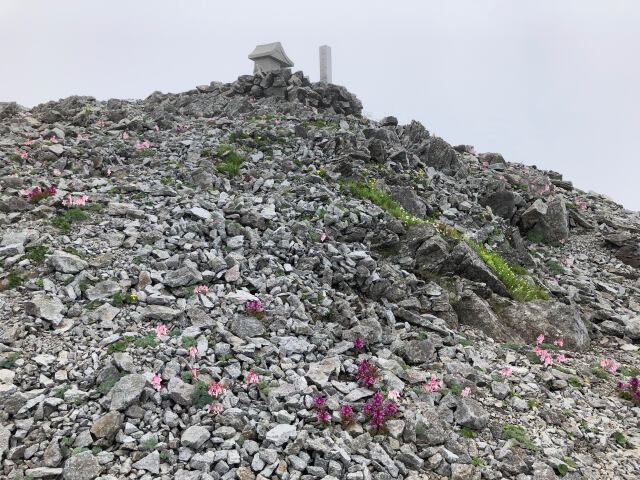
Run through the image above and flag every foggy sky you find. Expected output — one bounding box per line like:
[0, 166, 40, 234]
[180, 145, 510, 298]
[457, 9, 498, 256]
[1, 0, 639, 211]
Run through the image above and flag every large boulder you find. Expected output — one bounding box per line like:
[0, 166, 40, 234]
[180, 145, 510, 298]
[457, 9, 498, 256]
[439, 241, 511, 298]
[423, 136, 462, 175]
[604, 233, 640, 269]
[63, 451, 101, 480]
[480, 190, 524, 223]
[454, 291, 518, 343]
[46, 251, 88, 274]
[498, 300, 590, 350]
[520, 197, 569, 243]
[109, 374, 148, 411]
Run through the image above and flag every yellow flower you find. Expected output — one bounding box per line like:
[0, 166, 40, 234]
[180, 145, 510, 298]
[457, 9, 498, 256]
[411, 186, 415, 190]
[130, 294, 136, 300]
[245, 132, 250, 135]
[257, 136, 262, 140]
[364, 168, 368, 173]
[317, 170, 321, 174]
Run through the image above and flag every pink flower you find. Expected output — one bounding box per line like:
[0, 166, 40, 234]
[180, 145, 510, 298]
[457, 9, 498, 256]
[136, 141, 143, 150]
[524, 169, 529, 174]
[461, 386, 471, 397]
[556, 354, 566, 362]
[388, 389, 400, 401]
[143, 140, 150, 149]
[156, 324, 167, 338]
[499, 175, 504, 179]
[424, 376, 439, 393]
[50, 136, 57, 143]
[544, 356, 553, 368]
[533, 345, 542, 356]
[25, 138, 33, 146]
[188, 346, 198, 359]
[471, 147, 477, 154]
[610, 362, 618, 373]
[213, 405, 222, 414]
[501, 367, 512, 378]
[482, 161, 489, 167]
[25, 111, 31, 116]
[275, 119, 279, 125]
[208, 381, 224, 397]
[536, 334, 544, 346]
[559, 238, 565, 244]
[97, 119, 105, 127]
[317, 409, 329, 423]
[320, 233, 327, 242]
[150, 374, 161, 392]
[465, 163, 470, 168]
[580, 202, 587, 210]
[107, 168, 111, 177]
[353, 337, 364, 349]
[194, 285, 209, 294]
[53, 168, 61, 175]
[122, 132, 129, 139]
[601, 358, 609, 369]
[554, 338, 563, 347]
[77, 133, 83, 139]
[191, 368, 198, 380]
[246, 371, 258, 386]
[154, 124, 159, 131]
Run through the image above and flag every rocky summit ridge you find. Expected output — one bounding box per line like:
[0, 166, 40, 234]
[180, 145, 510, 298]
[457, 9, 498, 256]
[0, 69, 639, 480]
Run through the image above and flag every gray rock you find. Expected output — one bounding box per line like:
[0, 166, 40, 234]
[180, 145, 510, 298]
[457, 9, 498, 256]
[85, 280, 121, 301]
[24, 296, 65, 326]
[110, 374, 147, 411]
[167, 376, 194, 406]
[0, 424, 10, 461]
[491, 381, 510, 400]
[229, 315, 265, 337]
[142, 305, 180, 321]
[181, 425, 210, 449]
[266, 424, 297, 446]
[454, 398, 489, 430]
[63, 451, 101, 480]
[398, 337, 441, 365]
[132, 450, 160, 474]
[625, 316, 640, 340]
[47, 251, 88, 273]
[306, 356, 340, 387]
[454, 291, 517, 343]
[164, 265, 203, 288]
[520, 196, 569, 243]
[90, 411, 122, 441]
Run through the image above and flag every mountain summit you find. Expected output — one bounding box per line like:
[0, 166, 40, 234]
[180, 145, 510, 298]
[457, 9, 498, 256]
[1, 70, 639, 479]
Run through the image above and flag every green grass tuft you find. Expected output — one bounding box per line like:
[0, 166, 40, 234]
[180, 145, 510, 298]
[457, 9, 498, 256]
[345, 180, 422, 228]
[216, 144, 243, 177]
[501, 423, 537, 450]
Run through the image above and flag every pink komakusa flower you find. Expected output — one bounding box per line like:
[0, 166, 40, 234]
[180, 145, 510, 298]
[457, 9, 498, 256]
[610, 362, 618, 373]
[461, 386, 471, 397]
[136, 140, 143, 150]
[246, 371, 258, 386]
[536, 334, 544, 346]
[501, 367, 512, 378]
[601, 358, 610, 370]
[191, 368, 198, 380]
[465, 163, 470, 168]
[499, 175, 504, 179]
[482, 161, 489, 167]
[150, 374, 161, 392]
[77, 133, 83, 139]
[122, 131, 129, 139]
[53, 168, 61, 175]
[580, 202, 587, 210]
[25, 138, 33, 146]
[554, 338, 564, 347]
[25, 111, 31, 116]
[388, 389, 400, 401]
[524, 169, 529, 174]
[424, 376, 439, 393]
[188, 346, 198, 359]
[193, 285, 208, 294]
[556, 354, 566, 362]
[156, 324, 167, 338]
[154, 124, 159, 131]
[208, 381, 224, 397]
[320, 233, 327, 242]
[97, 119, 105, 127]
[544, 356, 554, 368]
[559, 238, 565, 244]
[212, 405, 222, 414]
[50, 135, 57, 143]
[107, 168, 111, 177]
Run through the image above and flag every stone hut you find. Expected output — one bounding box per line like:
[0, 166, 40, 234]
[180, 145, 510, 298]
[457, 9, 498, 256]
[248, 42, 294, 74]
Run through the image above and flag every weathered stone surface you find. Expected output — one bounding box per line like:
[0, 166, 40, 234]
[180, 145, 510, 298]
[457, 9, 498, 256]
[520, 196, 569, 242]
[132, 450, 160, 474]
[90, 411, 122, 440]
[454, 291, 518, 343]
[167, 377, 194, 406]
[164, 265, 203, 288]
[306, 356, 340, 387]
[46, 251, 88, 273]
[480, 190, 524, 222]
[266, 424, 297, 446]
[229, 315, 265, 337]
[110, 374, 147, 411]
[625, 316, 640, 340]
[62, 451, 101, 480]
[454, 398, 489, 430]
[85, 280, 121, 301]
[499, 300, 590, 350]
[24, 296, 65, 326]
[141, 305, 180, 321]
[181, 425, 210, 449]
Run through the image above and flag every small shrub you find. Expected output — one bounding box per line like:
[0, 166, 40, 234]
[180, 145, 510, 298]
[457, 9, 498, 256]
[181, 371, 194, 383]
[55, 384, 72, 399]
[181, 336, 197, 349]
[6, 271, 23, 290]
[546, 260, 565, 275]
[141, 438, 158, 450]
[590, 365, 609, 380]
[526, 229, 543, 243]
[567, 377, 583, 389]
[24, 246, 49, 264]
[190, 380, 214, 408]
[458, 427, 476, 438]
[216, 144, 243, 177]
[160, 450, 172, 460]
[0, 353, 20, 368]
[612, 431, 627, 446]
[471, 457, 484, 467]
[501, 423, 537, 450]
[97, 376, 119, 394]
[557, 464, 569, 477]
[134, 333, 158, 349]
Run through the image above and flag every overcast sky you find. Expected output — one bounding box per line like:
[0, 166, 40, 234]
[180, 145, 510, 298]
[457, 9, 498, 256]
[1, 1, 638, 211]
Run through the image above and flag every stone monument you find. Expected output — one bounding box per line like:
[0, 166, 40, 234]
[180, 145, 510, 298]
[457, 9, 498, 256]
[248, 42, 294, 75]
[319, 45, 332, 84]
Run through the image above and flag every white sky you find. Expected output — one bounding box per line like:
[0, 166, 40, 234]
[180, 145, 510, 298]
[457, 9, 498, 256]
[1, 0, 639, 211]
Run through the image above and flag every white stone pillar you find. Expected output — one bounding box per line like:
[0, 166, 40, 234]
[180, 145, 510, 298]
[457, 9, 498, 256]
[319, 45, 332, 84]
